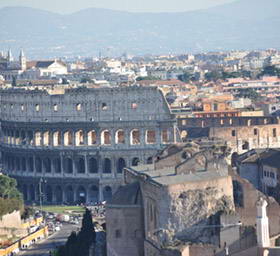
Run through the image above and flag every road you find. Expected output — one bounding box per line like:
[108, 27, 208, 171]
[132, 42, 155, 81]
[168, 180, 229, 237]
[20, 223, 79, 256]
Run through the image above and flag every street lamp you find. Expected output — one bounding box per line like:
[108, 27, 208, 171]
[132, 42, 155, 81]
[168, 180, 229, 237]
[39, 177, 47, 215]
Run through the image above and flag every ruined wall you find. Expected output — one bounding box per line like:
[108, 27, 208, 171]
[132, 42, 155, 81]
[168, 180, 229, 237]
[0, 211, 26, 237]
[106, 206, 144, 256]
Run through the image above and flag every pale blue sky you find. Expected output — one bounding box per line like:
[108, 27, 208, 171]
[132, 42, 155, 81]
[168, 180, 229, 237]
[0, 0, 237, 13]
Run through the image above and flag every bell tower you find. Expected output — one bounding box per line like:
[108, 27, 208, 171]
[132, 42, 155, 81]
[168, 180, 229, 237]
[19, 49, 26, 71]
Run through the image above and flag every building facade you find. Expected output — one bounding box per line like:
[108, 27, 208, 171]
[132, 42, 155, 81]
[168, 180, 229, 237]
[0, 86, 178, 204]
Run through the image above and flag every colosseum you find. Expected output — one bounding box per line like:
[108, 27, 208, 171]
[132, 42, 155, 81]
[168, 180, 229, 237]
[0, 85, 178, 204]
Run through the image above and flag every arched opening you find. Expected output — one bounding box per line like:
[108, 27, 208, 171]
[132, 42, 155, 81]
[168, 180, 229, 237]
[55, 186, 63, 203]
[35, 131, 41, 146]
[242, 141, 249, 150]
[23, 184, 28, 201]
[21, 131, 26, 145]
[89, 158, 98, 174]
[22, 158, 26, 172]
[76, 157, 85, 174]
[35, 157, 42, 173]
[101, 130, 111, 145]
[117, 158, 126, 173]
[103, 158, 111, 173]
[15, 130, 20, 145]
[64, 130, 73, 146]
[54, 158, 61, 173]
[233, 180, 244, 207]
[46, 185, 53, 203]
[65, 186, 74, 204]
[146, 130, 156, 144]
[132, 157, 140, 166]
[76, 186, 87, 204]
[43, 158, 51, 173]
[53, 131, 62, 146]
[130, 129, 140, 145]
[64, 158, 73, 174]
[89, 186, 99, 203]
[162, 130, 169, 144]
[115, 130, 125, 144]
[181, 130, 188, 141]
[30, 184, 35, 201]
[75, 130, 84, 146]
[27, 131, 33, 145]
[15, 157, 20, 171]
[43, 131, 50, 146]
[28, 157, 34, 172]
[88, 130, 97, 145]
[103, 186, 112, 201]
[147, 157, 153, 164]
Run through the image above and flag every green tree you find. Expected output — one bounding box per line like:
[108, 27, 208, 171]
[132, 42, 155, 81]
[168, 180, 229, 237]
[136, 76, 158, 81]
[237, 88, 260, 100]
[205, 70, 223, 81]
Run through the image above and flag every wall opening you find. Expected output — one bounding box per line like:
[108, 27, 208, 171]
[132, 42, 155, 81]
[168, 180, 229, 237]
[101, 130, 111, 145]
[89, 158, 98, 174]
[115, 130, 125, 144]
[130, 129, 140, 145]
[117, 158, 126, 173]
[103, 158, 111, 173]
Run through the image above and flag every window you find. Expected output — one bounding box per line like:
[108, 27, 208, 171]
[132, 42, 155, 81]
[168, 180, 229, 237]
[273, 128, 277, 138]
[21, 104, 25, 111]
[54, 104, 58, 112]
[146, 130, 156, 144]
[10, 104, 14, 109]
[231, 130, 236, 137]
[102, 103, 108, 110]
[76, 103, 81, 111]
[35, 104, 40, 112]
[254, 128, 258, 136]
[115, 229, 121, 238]
[131, 103, 138, 109]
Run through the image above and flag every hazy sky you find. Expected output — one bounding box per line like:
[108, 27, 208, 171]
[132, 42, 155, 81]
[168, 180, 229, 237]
[0, 0, 237, 13]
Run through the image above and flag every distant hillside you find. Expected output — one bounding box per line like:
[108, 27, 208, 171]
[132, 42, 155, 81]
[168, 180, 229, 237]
[0, 0, 279, 58]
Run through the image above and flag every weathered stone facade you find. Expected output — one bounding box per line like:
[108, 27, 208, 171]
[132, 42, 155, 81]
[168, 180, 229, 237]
[0, 86, 178, 204]
[178, 116, 280, 154]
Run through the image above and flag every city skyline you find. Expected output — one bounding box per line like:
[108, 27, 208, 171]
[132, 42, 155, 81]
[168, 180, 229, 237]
[0, 0, 236, 14]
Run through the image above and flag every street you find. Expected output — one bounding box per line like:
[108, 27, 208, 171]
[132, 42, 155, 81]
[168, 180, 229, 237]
[20, 223, 79, 256]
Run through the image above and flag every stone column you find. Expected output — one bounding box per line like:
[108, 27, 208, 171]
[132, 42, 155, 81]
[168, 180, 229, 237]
[85, 155, 89, 174]
[99, 185, 103, 202]
[60, 155, 64, 175]
[256, 198, 270, 248]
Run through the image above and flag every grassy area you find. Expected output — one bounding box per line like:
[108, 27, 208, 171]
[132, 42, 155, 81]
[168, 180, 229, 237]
[35, 205, 85, 215]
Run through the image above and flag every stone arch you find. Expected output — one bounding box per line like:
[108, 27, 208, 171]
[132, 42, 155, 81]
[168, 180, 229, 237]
[28, 157, 34, 172]
[35, 131, 41, 146]
[233, 180, 244, 207]
[53, 131, 62, 146]
[64, 158, 73, 174]
[103, 186, 112, 201]
[76, 186, 87, 204]
[43, 158, 51, 173]
[132, 157, 140, 166]
[21, 130, 26, 145]
[101, 130, 111, 145]
[146, 130, 156, 144]
[181, 130, 188, 140]
[89, 157, 98, 174]
[89, 185, 99, 203]
[64, 130, 73, 146]
[15, 130, 20, 145]
[23, 184, 28, 201]
[54, 158, 61, 173]
[75, 130, 84, 146]
[147, 157, 153, 164]
[130, 129, 140, 145]
[43, 131, 50, 146]
[117, 158, 126, 173]
[103, 158, 112, 173]
[242, 141, 249, 150]
[15, 156, 20, 171]
[55, 186, 63, 203]
[35, 157, 42, 173]
[162, 129, 169, 144]
[88, 130, 97, 145]
[115, 130, 125, 144]
[21, 157, 26, 172]
[76, 157, 85, 174]
[27, 131, 33, 145]
[46, 185, 53, 203]
[29, 184, 35, 201]
[65, 186, 74, 204]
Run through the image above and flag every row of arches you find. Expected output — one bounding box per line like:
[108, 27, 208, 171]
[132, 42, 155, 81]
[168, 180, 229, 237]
[2, 128, 172, 147]
[3, 154, 147, 175]
[20, 184, 113, 204]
